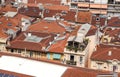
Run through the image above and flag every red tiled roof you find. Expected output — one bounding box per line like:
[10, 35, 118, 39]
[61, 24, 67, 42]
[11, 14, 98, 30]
[28, 0, 61, 5]
[76, 11, 92, 23]
[104, 28, 120, 44]
[86, 25, 97, 36]
[7, 31, 54, 52]
[27, 20, 66, 34]
[9, 41, 43, 51]
[91, 44, 120, 61]
[18, 7, 42, 17]
[107, 17, 120, 27]
[43, 9, 62, 17]
[49, 33, 69, 53]
[62, 67, 113, 77]
[44, 5, 69, 11]
[105, 29, 120, 37]
[91, 15, 106, 26]
[0, 17, 18, 38]
[1, 5, 17, 12]
[61, 11, 76, 22]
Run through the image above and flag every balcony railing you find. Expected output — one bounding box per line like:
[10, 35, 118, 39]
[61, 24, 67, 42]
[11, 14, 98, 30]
[66, 39, 89, 52]
[66, 60, 76, 65]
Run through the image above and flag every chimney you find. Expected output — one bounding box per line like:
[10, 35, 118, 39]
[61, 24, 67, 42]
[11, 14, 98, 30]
[108, 51, 112, 56]
[28, 33, 31, 37]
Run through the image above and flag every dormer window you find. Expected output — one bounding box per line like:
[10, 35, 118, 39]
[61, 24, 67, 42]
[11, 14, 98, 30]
[61, 11, 67, 14]
[7, 22, 12, 26]
[96, 17, 100, 21]
[46, 10, 49, 13]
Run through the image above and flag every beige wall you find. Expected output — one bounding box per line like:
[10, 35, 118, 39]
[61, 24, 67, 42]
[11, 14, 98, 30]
[86, 35, 97, 68]
[7, 49, 63, 61]
[0, 38, 7, 51]
[91, 60, 120, 72]
[101, 35, 112, 43]
[64, 41, 90, 67]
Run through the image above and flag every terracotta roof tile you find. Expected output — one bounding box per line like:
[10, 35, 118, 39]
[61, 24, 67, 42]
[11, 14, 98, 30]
[49, 33, 69, 53]
[1, 5, 17, 12]
[61, 11, 76, 22]
[0, 17, 18, 38]
[86, 25, 97, 36]
[76, 11, 92, 23]
[27, 20, 66, 34]
[62, 67, 112, 77]
[107, 17, 120, 27]
[44, 9, 62, 17]
[7, 31, 55, 52]
[91, 15, 106, 26]
[18, 7, 42, 17]
[91, 44, 120, 61]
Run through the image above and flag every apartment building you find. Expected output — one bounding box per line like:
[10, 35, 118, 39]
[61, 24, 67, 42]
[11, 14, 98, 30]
[70, 0, 108, 15]
[64, 23, 92, 67]
[108, 0, 120, 16]
[91, 44, 120, 72]
[6, 31, 66, 61]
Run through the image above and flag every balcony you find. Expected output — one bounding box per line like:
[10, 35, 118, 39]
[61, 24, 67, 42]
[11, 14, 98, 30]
[66, 39, 89, 52]
[66, 60, 76, 65]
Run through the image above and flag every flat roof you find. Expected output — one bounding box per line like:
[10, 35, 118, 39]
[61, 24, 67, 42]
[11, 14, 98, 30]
[4, 11, 17, 17]
[0, 56, 67, 77]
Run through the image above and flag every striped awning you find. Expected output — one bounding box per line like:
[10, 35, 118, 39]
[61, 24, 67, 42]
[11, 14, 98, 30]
[47, 53, 50, 59]
[53, 54, 61, 59]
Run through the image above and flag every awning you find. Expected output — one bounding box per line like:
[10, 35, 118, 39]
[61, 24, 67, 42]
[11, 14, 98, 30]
[47, 53, 50, 59]
[53, 54, 61, 60]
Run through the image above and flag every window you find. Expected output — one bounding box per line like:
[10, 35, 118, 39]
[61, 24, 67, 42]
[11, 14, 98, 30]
[11, 49, 14, 53]
[80, 56, 83, 64]
[30, 51, 33, 57]
[97, 63, 103, 70]
[113, 65, 117, 72]
[96, 17, 100, 21]
[70, 55, 74, 61]
[18, 50, 21, 53]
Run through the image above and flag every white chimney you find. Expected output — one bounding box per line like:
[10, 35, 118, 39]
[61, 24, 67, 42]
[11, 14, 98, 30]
[28, 33, 31, 37]
[108, 51, 112, 56]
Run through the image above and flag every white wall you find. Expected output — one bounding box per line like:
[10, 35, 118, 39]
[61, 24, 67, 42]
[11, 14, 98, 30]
[94, 0, 108, 4]
[91, 60, 120, 72]
[22, 0, 28, 4]
[115, 0, 120, 2]
[16, 0, 28, 4]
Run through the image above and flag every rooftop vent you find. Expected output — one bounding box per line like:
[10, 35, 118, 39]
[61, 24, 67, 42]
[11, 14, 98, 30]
[108, 16, 111, 20]
[28, 33, 31, 37]
[108, 51, 112, 56]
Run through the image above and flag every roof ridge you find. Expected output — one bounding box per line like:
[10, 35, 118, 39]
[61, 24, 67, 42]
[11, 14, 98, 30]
[92, 48, 110, 58]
